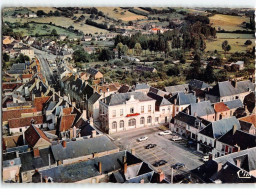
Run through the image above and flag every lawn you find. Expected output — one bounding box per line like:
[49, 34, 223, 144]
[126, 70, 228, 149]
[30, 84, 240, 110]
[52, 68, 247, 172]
[209, 14, 250, 31]
[97, 7, 147, 21]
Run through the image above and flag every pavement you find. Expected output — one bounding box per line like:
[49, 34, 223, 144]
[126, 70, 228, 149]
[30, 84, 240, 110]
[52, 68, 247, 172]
[111, 126, 204, 181]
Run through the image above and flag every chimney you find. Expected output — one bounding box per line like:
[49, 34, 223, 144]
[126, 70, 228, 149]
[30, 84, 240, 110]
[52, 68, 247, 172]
[231, 80, 237, 88]
[123, 162, 127, 174]
[44, 176, 48, 183]
[123, 156, 127, 164]
[69, 128, 73, 139]
[174, 98, 177, 105]
[131, 148, 136, 156]
[41, 92, 44, 97]
[57, 160, 62, 166]
[157, 170, 165, 183]
[73, 126, 77, 138]
[16, 151, 19, 158]
[48, 154, 51, 168]
[236, 158, 241, 168]
[33, 148, 40, 158]
[140, 179, 145, 184]
[91, 130, 96, 138]
[217, 162, 222, 172]
[62, 140, 67, 148]
[98, 161, 102, 174]
[196, 97, 200, 103]
[232, 124, 237, 135]
[89, 117, 94, 126]
[72, 102, 76, 108]
[194, 112, 197, 117]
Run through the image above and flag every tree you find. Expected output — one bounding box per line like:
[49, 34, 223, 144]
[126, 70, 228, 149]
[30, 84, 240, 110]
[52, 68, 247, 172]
[204, 64, 215, 83]
[134, 42, 142, 55]
[122, 45, 129, 55]
[116, 42, 124, 59]
[222, 40, 231, 58]
[244, 40, 252, 46]
[3, 53, 10, 62]
[51, 29, 58, 36]
[73, 49, 90, 62]
[128, 21, 133, 26]
[16, 53, 30, 63]
[99, 49, 114, 61]
[37, 10, 46, 17]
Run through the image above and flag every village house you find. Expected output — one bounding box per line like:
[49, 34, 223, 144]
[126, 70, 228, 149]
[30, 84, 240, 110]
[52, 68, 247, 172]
[86, 68, 103, 80]
[239, 114, 256, 135]
[192, 147, 256, 183]
[2, 152, 21, 182]
[99, 92, 156, 134]
[213, 102, 231, 121]
[214, 127, 256, 158]
[205, 80, 254, 103]
[181, 101, 215, 122]
[197, 117, 241, 156]
[168, 92, 197, 117]
[164, 84, 189, 96]
[133, 83, 150, 94]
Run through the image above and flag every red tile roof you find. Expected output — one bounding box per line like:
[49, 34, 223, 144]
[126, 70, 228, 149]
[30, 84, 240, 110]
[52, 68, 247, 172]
[25, 125, 50, 147]
[62, 107, 72, 115]
[22, 74, 33, 79]
[59, 114, 76, 132]
[8, 115, 44, 128]
[214, 102, 230, 112]
[3, 108, 37, 122]
[2, 83, 22, 91]
[239, 114, 256, 127]
[34, 96, 51, 111]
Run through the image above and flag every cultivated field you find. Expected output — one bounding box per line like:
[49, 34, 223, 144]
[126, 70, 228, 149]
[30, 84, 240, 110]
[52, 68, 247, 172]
[97, 7, 147, 21]
[209, 14, 250, 31]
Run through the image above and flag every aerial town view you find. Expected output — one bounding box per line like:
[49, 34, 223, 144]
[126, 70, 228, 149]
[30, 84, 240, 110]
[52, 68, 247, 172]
[1, 6, 256, 184]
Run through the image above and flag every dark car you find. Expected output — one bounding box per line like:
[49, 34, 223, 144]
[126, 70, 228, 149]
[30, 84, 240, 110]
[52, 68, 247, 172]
[153, 160, 167, 167]
[187, 140, 196, 148]
[171, 163, 185, 170]
[145, 144, 157, 149]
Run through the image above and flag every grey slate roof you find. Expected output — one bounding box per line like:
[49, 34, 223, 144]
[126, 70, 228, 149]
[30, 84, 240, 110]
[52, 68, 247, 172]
[149, 87, 168, 97]
[207, 80, 254, 97]
[8, 63, 27, 74]
[224, 99, 243, 110]
[214, 147, 256, 172]
[217, 130, 256, 150]
[183, 101, 215, 117]
[102, 92, 154, 106]
[164, 84, 189, 95]
[39, 151, 142, 183]
[174, 112, 199, 128]
[199, 116, 241, 139]
[88, 92, 101, 104]
[147, 92, 171, 110]
[169, 92, 196, 105]
[19, 147, 55, 172]
[118, 85, 130, 93]
[189, 79, 210, 90]
[50, 135, 118, 161]
[86, 68, 98, 76]
[135, 83, 150, 90]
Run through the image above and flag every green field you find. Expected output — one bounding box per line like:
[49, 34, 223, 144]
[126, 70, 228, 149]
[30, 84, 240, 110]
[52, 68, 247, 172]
[12, 23, 80, 38]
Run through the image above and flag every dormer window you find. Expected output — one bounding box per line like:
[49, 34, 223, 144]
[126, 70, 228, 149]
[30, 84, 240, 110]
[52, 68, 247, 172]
[130, 107, 134, 113]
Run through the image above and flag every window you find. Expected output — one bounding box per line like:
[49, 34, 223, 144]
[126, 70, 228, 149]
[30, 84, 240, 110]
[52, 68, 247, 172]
[130, 107, 134, 114]
[162, 109, 165, 114]
[221, 145, 225, 151]
[147, 116, 152, 124]
[155, 117, 159, 122]
[19, 128, 22, 133]
[120, 109, 123, 116]
[120, 120, 124, 128]
[112, 121, 117, 129]
[141, 106, 144, 113]
[128, 119, 136, 126]
[176, 107, 179, 112]
[148, 105, 151, 112]
[112, 110, 116, 117]
[140, 117, 145, 124]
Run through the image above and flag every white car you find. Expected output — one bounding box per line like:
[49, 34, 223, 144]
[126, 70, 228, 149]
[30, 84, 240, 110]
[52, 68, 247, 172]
[202, 155, 209, 162]
[137, 136, 148, 142]
[171, 136, 182, 141]
[159, 130, 172, 136]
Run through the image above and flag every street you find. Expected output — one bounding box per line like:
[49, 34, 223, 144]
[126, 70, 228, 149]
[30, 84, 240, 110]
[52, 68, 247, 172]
[110, 127, 204, 181]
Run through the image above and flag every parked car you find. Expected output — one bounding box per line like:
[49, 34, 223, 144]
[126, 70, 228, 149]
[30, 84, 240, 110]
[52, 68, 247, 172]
[202, 155, 209, 162]
[171, 163, 185, 170]
[145, 144, 157, 149]
[187, 140, 197, 148]
[153, 160, 167, 167]
[137, 136, 148, 142]
[159, 130, 172, 136]
[171, 136, 182, 141]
